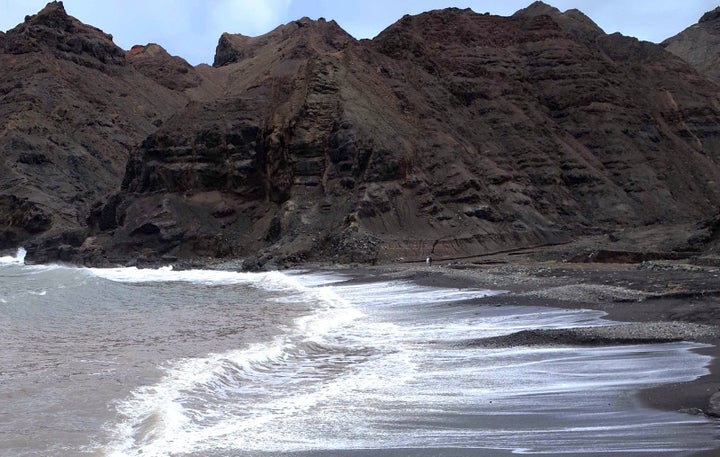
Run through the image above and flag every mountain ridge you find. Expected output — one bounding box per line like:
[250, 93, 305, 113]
[0, 1, 195, 252]
[2, 2, 720, 267]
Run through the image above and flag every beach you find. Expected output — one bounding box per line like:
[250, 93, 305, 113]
[339, 253, 720, 455]
[3, 246, 719, 456]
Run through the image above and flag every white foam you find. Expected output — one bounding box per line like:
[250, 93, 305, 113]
[333, 280, 504, 307]
[102, 274, 510, 454]
[105, 271, 368, 456]
[102, 271, 716, 456]
[107, 337, 289, 457]
[85, 265, 243, 284]
[0, 247, 26, 265]
[84, 266, 311, 296]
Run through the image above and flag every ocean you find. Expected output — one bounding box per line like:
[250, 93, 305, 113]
[0, 248, 717, 456]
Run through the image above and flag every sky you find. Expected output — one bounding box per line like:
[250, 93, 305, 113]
[1, 1, 718, 65]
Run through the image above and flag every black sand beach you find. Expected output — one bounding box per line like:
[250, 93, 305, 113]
[327, 253, 720, 455]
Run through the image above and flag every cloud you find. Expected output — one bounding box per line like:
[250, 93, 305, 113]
[209, 0, 293, 36]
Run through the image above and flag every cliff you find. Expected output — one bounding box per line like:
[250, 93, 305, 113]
[0, 1, 193, 251]
[3, 2, 720, 267]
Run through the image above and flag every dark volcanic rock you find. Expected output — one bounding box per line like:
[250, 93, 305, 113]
[89, 18, 363, 265]
[688, 214, 720, 253]
[85, 99, 272, 262]
[364, 7, 720, 257]
[700, 7, 720, 24]
[1, 1, 125, 67]
[213, 17, 352, 67]
[0, 2, 190, 257]
[466, 322, 718, 348]
[708, 391, 720, 417]
[0, 195, 51, 249]
[513, 1, 605, 43]
[5, 3, 720, 267]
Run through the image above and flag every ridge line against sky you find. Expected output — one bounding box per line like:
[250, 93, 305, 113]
[1, 1, 718, 66]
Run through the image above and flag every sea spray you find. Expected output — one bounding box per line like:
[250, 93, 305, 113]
[0, 247, 26, 265]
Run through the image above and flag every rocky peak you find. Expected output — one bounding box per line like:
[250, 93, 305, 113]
[24, 1, 73, 30]
[0, 2, 191, 253]
[375, 8, 497, 57]
[374, 7, 571, 61]
[126, 43, 201, 90]
[128, 43, 165, 57]
[699, 6, 720, 23]
[213, 32, 250, 66]
[213, 17, 353, 67]
[2, 1, 125, 67]
[513, 1, 604, 43]
[513, 1, 561, 17]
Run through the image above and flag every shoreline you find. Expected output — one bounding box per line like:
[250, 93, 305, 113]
[329, 258, 720, 451]
[5, 250, 719, 454]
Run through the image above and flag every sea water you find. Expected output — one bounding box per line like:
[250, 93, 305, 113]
[0, 248, 717, 456]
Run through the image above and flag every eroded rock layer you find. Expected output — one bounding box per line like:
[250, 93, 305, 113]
[0, 1, 193, 251]
[3, 2, 720, 266]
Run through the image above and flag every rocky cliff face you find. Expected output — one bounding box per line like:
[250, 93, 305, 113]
[4, 2, 720, 266]
[363, 7, 720, 260]
[0, 1, 193, 252]
[663, 7, 720, 86]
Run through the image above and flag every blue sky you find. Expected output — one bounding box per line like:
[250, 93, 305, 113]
[1, 1, 718, 65]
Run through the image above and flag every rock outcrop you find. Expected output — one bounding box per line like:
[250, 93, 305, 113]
[126, 43, 202, 91]
[0, 1, 190, 252]
[4, 2, 720, 267]
[513, 1, 605, 43]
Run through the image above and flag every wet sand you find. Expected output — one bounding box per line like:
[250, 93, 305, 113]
[288, 449, 690, 457]
[325, 256, 720, 455]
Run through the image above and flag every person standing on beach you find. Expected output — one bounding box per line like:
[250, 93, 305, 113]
[426, 256, 432, 267]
